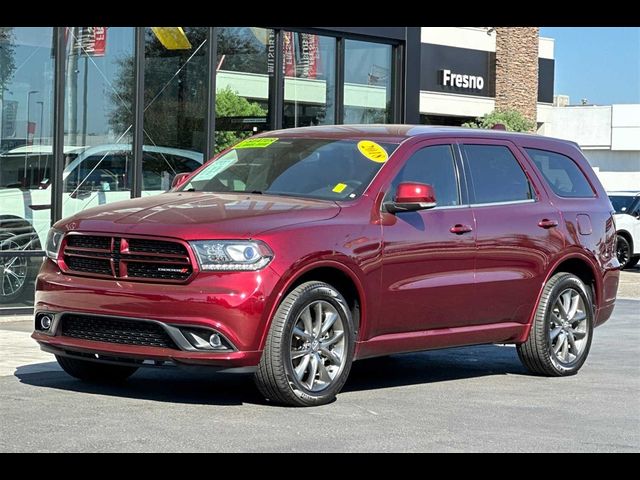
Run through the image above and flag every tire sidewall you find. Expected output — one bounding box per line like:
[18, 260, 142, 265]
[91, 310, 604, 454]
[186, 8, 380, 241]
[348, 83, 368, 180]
[546, 275, 594, 375]
[279, 284, 355, 405]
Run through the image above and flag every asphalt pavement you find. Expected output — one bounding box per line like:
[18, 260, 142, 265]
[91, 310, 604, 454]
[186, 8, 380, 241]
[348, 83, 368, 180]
[1, 291, 638, 452]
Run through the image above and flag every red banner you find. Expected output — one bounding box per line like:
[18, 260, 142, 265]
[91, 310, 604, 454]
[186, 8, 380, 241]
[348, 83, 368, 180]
[278, 32, 320, 79]
[69, 27, 107, 56]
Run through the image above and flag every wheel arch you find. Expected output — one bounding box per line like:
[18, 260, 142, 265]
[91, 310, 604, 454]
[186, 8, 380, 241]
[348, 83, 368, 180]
[259, 261, 367, 351]
[616, 229, 633, 251]
[518, 253, 600, 343]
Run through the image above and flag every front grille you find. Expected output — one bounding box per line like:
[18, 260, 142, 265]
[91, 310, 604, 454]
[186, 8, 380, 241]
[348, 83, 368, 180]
[66, 256, 112, 275]
[66, 235, 111, 250]
[61, 314, 178, 349]
[61, 234, 193, 283]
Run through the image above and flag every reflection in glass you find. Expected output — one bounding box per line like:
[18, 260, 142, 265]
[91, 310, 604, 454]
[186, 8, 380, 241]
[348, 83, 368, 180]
[142, 27, 206, 193]
[283, 32, 335, 128]
[61, 27, 134, 222]
[344, 40, 392, 124]
[0, 27, 53, 308]
[215, 27, 271, 153]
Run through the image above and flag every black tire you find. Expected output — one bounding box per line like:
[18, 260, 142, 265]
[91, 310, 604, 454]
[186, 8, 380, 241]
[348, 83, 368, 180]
[56, 355, 138, 383]
[255, 281, 355, 407]
[616, 235, 632, 269]
[517, 273, 594, 377]
[625, 256, 639, 269]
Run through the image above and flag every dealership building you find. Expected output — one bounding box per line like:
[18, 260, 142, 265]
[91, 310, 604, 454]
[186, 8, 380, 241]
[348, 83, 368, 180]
[0, 26, 635, 314]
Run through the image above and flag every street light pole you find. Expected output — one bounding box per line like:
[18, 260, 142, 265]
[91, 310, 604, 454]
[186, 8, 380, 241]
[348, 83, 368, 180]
[36, 100, 44, 179]
[24, 89, 39, 186]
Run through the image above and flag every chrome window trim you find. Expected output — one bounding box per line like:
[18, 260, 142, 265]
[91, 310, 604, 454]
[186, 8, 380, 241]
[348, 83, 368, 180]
[470, 198, 536, 208]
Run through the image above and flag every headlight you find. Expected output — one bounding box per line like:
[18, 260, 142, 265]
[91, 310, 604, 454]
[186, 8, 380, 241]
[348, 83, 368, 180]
[45, 228, 64, 260]
[190, 240, 273, 271]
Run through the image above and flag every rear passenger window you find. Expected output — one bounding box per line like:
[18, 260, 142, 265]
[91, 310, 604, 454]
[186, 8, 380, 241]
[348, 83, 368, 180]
[462, 145, 533, 204]
[525, 148, 595, 198]
[389, 145, 459, 207]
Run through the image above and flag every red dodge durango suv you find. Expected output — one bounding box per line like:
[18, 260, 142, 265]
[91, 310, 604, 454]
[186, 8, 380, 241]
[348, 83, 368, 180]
[33, 125, 620, 406]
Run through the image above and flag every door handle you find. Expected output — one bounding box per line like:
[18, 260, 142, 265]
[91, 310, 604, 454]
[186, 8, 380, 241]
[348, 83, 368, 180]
[538, 219, 559, 229]
[450, 224, 473, 235]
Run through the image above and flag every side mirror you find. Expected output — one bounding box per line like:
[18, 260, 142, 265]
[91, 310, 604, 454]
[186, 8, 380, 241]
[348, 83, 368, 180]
[386, 182, 437, 214]
[171, 172, 191, 189]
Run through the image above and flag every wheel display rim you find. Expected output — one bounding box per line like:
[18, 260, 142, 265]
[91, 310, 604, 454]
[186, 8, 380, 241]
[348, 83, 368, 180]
[0, 236, 28, 298]
[289, 300, 346, 392]
[617, 238, 630, 266]
[549, 288, 589, 367]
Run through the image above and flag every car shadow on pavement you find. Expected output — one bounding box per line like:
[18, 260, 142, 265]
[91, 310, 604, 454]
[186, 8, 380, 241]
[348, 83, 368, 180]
[15, 344, 528, 406]
[344, 344, 528, 393]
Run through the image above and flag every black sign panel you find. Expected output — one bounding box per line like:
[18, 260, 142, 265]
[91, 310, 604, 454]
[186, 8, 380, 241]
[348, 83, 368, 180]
[538, 58, 555, 103]
[421, 43, 495, 97]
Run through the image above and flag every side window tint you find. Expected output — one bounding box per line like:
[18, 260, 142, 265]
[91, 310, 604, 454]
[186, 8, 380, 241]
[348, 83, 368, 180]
[388, 145, 459, 207]
[524, 148, 595, 198]
[73, 153, 131, 192]
[462, 144, 533, 204]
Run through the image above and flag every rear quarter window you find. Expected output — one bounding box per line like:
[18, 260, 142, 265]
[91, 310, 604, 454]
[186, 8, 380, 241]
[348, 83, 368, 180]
[525, 148, 595, 198]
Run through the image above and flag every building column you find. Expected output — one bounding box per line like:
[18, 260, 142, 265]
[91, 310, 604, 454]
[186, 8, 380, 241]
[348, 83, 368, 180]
[495, 27, 539, 129]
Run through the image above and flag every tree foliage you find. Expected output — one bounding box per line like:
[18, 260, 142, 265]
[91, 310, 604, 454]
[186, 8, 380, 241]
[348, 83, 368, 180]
[0, 27, 16, 97]
[462, 109, 536, 132]
[214, 87, 266, 153]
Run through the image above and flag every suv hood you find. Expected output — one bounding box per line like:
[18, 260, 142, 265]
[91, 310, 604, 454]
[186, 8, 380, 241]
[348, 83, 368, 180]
[57, 192, 340, 239]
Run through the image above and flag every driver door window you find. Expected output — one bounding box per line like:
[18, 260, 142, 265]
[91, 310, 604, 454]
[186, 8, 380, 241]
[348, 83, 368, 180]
[387, 144, 460, 207]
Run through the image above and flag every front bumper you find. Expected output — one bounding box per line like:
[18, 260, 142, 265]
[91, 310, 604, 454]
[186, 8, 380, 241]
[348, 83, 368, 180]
[33, 258, 282, 368]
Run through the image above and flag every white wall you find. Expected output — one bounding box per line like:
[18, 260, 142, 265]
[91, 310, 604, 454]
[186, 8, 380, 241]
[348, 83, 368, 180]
[543, 105, 640, 192]
[543, 105, 612, 147]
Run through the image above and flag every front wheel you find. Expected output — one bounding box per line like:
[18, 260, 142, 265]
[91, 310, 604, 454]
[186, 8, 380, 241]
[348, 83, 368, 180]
[517, 273, 593, 376]
[255, 281, 355, 407]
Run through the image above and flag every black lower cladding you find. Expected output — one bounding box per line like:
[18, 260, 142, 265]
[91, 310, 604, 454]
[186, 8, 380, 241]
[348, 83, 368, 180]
[60, 314, 178, 349]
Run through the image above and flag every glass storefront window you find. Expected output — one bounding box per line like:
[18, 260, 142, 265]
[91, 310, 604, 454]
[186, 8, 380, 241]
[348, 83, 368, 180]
[215, 27, 271, 153]
[1, 27, 54, 308]
[61, 27, 135, 220]
[142, 27, 206, 194]
[343, 39, 393, 124]
[283, 32, 336, 128]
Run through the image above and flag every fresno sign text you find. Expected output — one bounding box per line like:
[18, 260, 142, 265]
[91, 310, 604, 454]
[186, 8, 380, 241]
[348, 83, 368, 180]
[439, 69, 485, 91]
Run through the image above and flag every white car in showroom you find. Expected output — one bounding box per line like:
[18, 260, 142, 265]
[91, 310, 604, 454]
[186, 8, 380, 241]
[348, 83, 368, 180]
[0, 144, 203, 302]
[608, 191, 640, 270]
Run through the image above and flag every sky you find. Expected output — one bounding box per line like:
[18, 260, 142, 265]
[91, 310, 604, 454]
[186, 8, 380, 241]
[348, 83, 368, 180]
[540, 27, 640, 105]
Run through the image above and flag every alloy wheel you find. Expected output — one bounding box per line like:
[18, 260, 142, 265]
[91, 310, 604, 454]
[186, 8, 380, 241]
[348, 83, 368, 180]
[289, 300, 346, 392]
[549, 288, 589, 367]
[0, 236, 28, 299]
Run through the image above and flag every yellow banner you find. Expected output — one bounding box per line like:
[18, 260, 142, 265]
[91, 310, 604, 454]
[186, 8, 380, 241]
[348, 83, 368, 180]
[151, 27, 192, 50]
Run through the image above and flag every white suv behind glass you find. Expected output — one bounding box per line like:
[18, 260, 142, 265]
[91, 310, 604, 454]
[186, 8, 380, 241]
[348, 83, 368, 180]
[609, 191, 640, 270]
[0, 144, 203, 302]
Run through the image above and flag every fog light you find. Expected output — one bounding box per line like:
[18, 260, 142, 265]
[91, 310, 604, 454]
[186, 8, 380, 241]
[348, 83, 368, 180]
[40, 315, 53, 330]
[209, 333, 222, 349]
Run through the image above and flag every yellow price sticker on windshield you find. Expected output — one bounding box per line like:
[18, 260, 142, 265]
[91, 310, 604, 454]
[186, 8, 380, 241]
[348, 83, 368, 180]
[332, 183, 348, 193]
[234, 137, 278, 149]
[357, 140, 388, 163]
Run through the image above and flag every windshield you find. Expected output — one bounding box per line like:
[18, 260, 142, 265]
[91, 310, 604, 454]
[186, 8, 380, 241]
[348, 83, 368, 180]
[610, 195, 639, 214]
[181, 137, 399, 200]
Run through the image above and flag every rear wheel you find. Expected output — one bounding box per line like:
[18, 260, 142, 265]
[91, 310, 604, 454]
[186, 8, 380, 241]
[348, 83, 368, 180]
[255, 281, 355, 407]
[56, 355, 138, 383]
[616, 235, 632, 269]
[517, 273, 593, 376]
